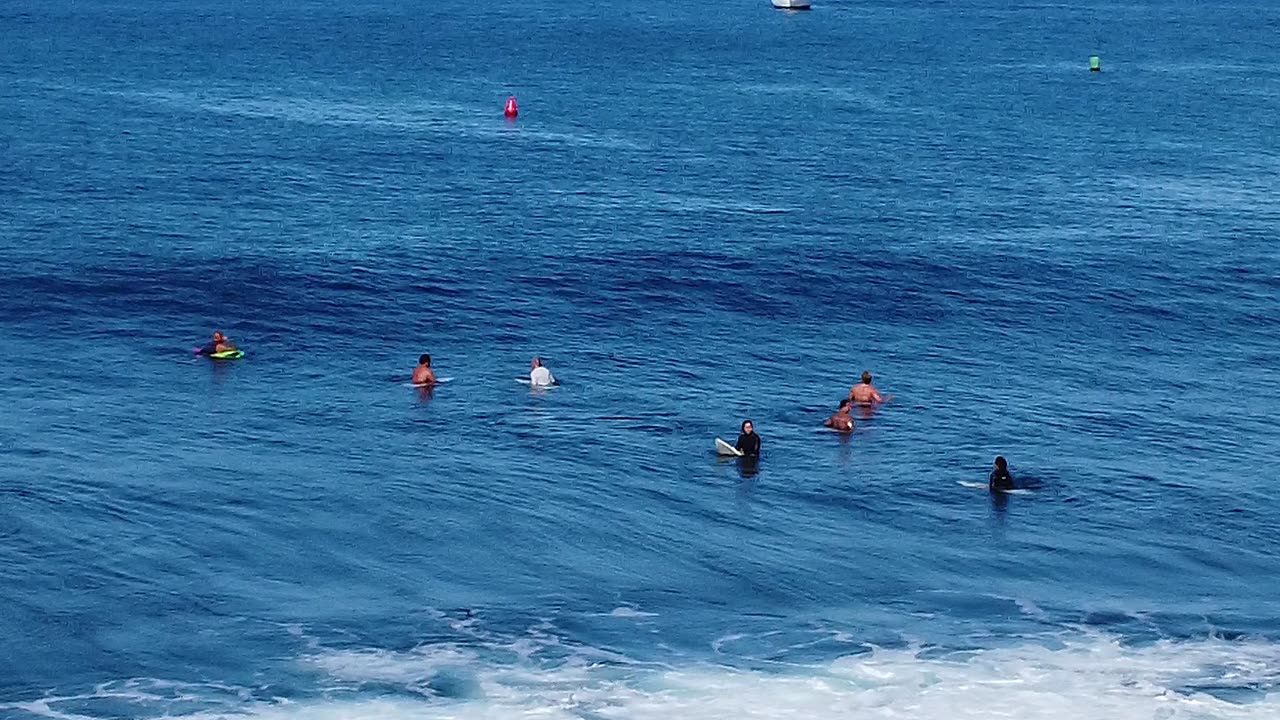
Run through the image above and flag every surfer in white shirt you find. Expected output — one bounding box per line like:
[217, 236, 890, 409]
[529, 356, 556, 387]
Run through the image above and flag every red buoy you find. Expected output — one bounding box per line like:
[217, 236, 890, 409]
[503, 96, 518, 119]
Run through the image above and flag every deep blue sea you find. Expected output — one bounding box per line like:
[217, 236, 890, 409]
[3, 0, 1280, 717]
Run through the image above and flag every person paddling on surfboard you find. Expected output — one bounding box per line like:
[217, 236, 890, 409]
[989, 456, 1015, 492]
[529, 356, 555, 387]
[849, 371, 890, 406]
[411, 354, 436, 386]
[735, 420, 761, 457]
[824, 399, 855, 433]
[199, 331, 236, 355]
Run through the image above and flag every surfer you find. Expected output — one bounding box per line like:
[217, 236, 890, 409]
[735, 420, 761, 457]
[849, 371, 889, 406]
[989, 456, 1015, 492]
[411, 354, 436, 386]
[529, 356, 555, 387]
[199, 331, 236, 355]
[824, 399, 855, 432]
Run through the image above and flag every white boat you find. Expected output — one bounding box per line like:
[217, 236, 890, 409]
[772, 0, 811, 8]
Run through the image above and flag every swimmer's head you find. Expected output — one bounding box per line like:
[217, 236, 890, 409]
[838, 399, 852, 410]
[419, 354, 431, 366]
[861, 371, 873, 384]
[741, 420, 754, 434]
[531, 356, 542, 369]
[212, 331, 225, 342]
[994, 456, 1007, 470]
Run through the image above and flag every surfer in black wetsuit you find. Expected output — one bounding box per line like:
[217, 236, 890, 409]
[989, 456, 1014, 492]
[735, 420, 761, 458]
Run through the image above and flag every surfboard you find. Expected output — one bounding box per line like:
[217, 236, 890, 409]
[715, 438, 743, 457]
[406, 377, 452, 388]
[958, 481, 1030, 495]
[194, 347, 243, 359]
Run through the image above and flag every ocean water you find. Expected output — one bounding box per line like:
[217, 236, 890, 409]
[2, 0, 1280, 717]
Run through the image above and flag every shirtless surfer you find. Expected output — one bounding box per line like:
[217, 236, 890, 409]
[824, 399, 855, 432]
[199, 331, 236, 355]
[849, 371, 889, 406]
[411, 354, 436, 386]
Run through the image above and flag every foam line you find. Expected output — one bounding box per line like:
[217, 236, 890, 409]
[8, 634, 1274, 720]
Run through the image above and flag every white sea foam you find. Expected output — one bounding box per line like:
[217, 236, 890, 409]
[300, 643, 477, 696]
[604, 606, 659, 618]
[9, 633, 1274, 720]
[308, 635, 1280, 720]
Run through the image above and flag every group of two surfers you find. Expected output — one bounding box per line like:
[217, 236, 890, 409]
[411, 354, 554, 388]
[822, 371, 889, 434]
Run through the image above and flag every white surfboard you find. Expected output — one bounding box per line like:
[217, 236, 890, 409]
[958, 481, 1030, 495]
[406, 377, 453, 388]
[715, 438, 743, 457]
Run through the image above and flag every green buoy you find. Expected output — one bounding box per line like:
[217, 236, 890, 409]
[1089, 55, 1101, 72]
